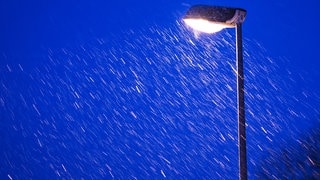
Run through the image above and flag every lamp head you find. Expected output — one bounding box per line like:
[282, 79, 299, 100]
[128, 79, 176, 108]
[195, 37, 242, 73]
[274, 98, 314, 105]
[183, 5, 246, 33]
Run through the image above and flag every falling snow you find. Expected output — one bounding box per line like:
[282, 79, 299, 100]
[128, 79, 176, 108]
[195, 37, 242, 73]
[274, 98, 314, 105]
[0, 21, 319, 179]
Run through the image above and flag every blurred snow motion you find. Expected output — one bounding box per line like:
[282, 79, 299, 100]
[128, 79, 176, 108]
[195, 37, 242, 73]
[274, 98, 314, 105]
[1, 21, 319, 179]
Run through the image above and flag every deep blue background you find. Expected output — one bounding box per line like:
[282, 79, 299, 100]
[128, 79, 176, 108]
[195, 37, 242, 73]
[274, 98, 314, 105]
[1, 0, 320, 179]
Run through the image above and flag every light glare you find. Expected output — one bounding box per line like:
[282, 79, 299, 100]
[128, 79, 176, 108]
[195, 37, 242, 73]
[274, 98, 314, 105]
[183, 18, 229, 34]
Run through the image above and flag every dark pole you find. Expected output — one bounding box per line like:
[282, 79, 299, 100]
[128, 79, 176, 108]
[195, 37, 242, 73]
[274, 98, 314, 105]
[236, 23, 247, 180]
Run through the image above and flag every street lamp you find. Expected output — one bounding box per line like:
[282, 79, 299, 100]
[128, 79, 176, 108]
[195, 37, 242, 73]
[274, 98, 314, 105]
[183, 5, 247, 180]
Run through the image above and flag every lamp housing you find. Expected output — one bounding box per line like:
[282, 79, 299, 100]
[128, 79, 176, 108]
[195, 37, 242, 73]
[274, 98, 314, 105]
[183, 5, 246, 33]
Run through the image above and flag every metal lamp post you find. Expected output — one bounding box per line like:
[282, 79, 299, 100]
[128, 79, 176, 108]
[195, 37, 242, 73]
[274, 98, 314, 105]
[183, 5, 247, 180]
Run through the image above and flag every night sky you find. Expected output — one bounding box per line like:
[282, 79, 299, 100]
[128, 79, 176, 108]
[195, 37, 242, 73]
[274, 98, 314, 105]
[1, 0, 320, 179]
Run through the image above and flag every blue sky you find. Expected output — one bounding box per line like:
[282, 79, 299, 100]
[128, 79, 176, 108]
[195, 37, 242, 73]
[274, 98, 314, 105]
[1, 0, 320, 84]
[1, 0, 320, 179]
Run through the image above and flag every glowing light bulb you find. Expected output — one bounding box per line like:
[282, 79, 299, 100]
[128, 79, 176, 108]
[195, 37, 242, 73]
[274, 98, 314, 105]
[183, 18, 229, 34]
